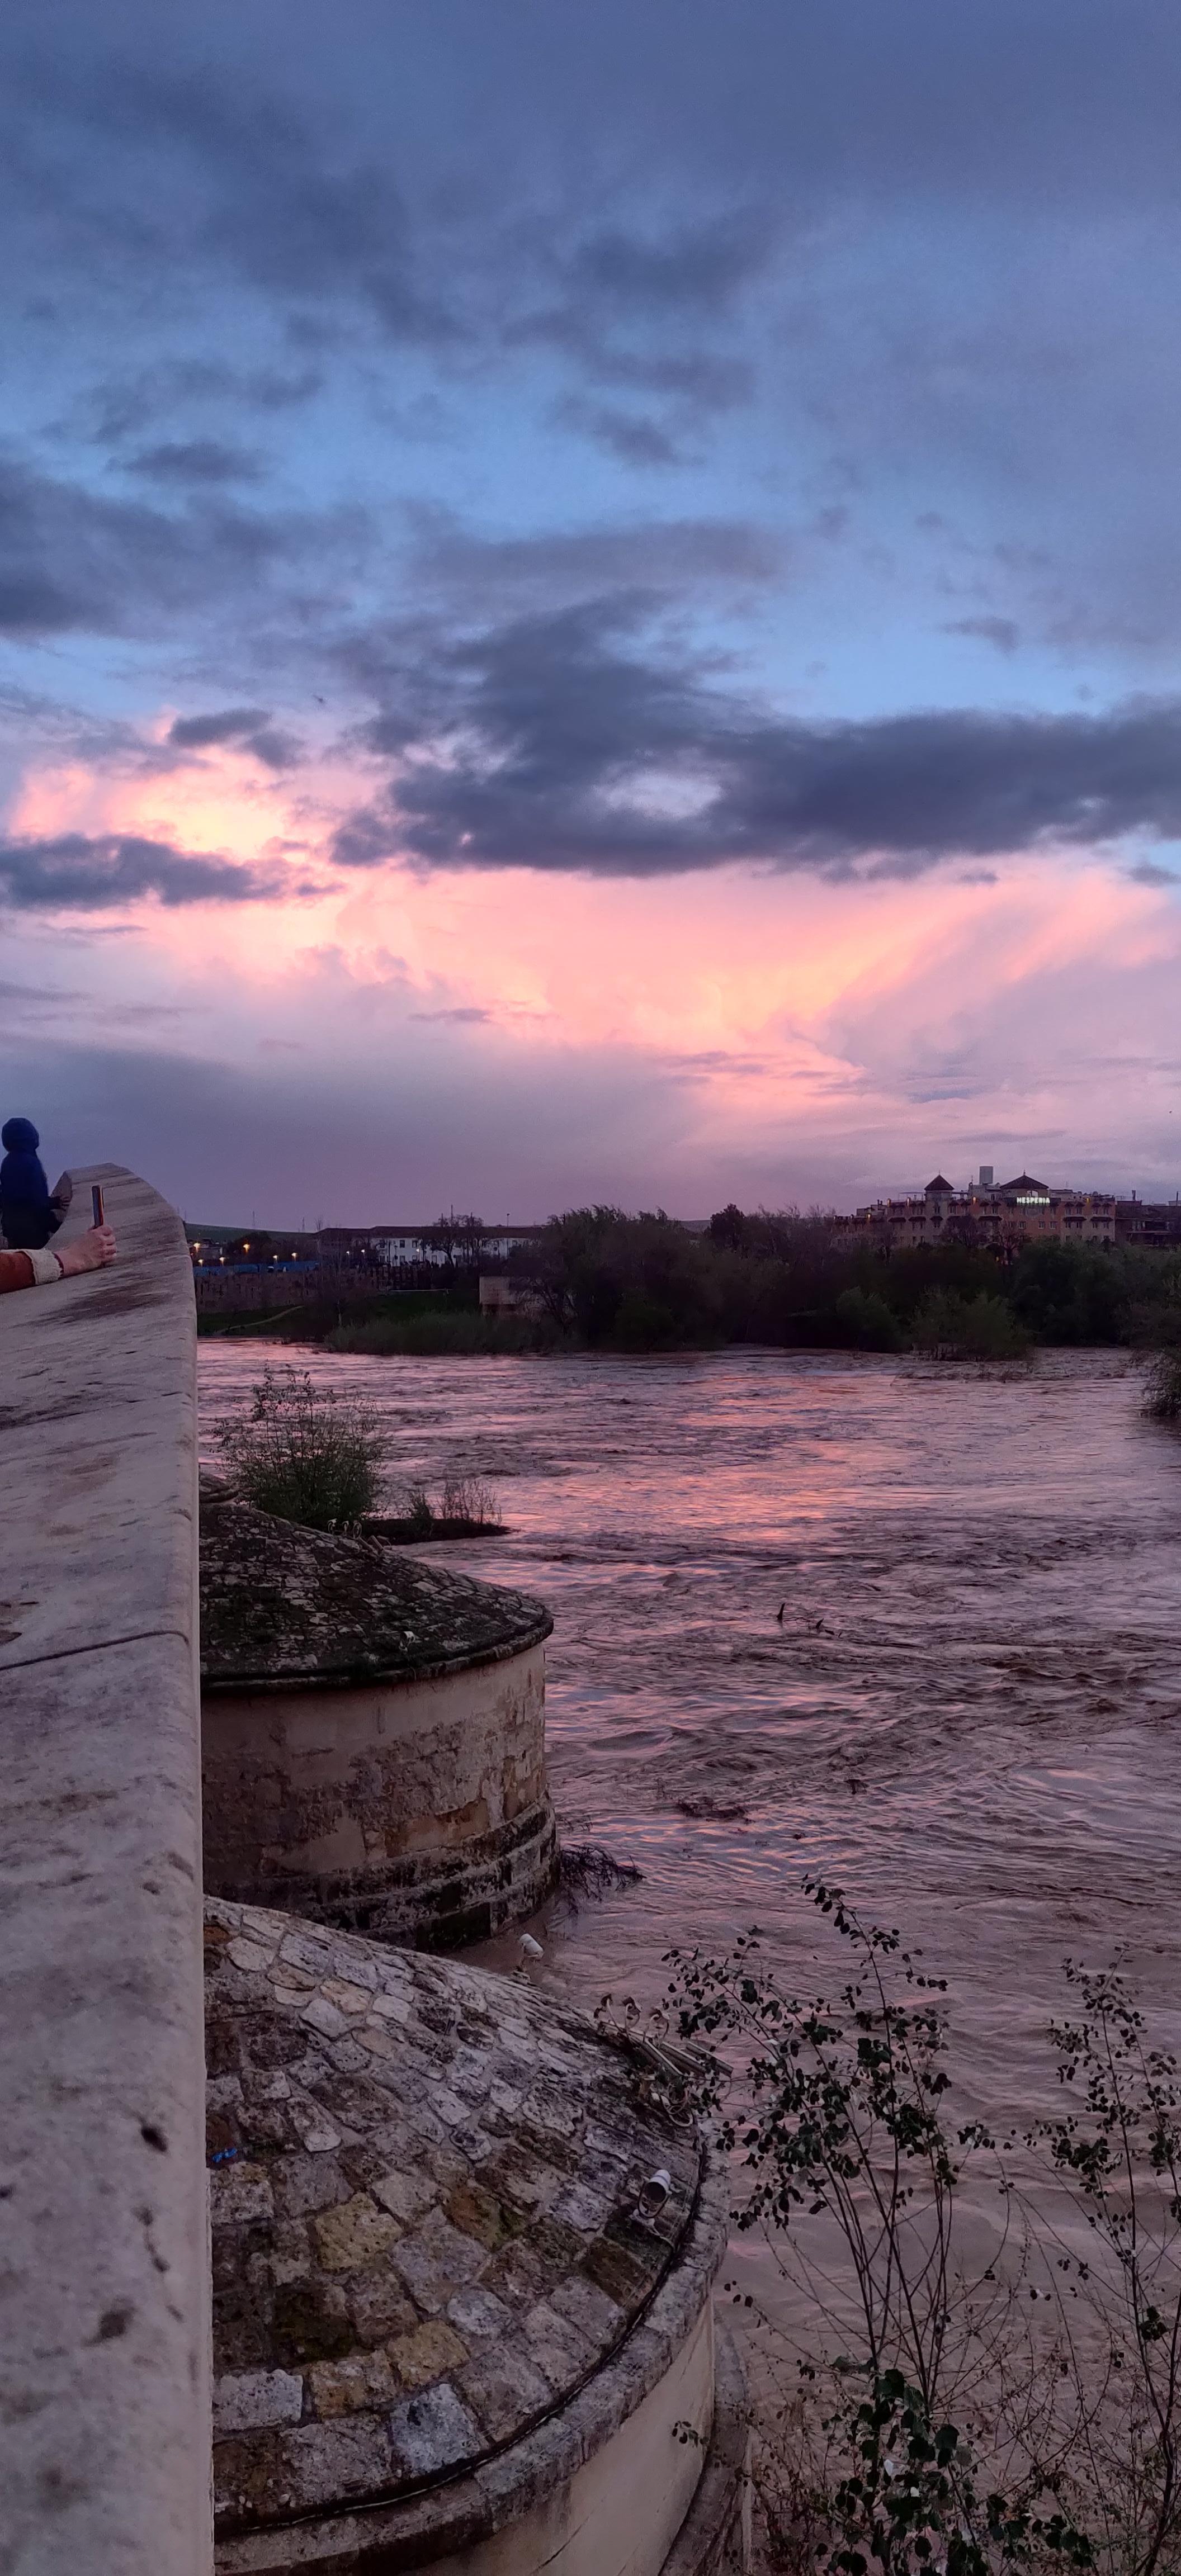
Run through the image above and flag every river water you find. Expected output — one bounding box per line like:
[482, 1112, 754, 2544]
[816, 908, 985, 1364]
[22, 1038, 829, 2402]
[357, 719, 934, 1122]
[198, 1343, 1181, 2312]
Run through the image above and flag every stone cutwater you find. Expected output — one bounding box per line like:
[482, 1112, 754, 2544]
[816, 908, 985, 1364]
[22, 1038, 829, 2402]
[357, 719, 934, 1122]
[200, 1498, 557, 1949]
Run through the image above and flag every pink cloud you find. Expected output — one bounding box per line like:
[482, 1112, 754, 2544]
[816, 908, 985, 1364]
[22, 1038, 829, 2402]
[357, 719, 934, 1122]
[5, 736, 1180, 1209]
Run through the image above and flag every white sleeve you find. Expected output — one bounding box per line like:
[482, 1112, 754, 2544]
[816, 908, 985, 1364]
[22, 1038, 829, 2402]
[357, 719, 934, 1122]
[27, 1246, 64, 1285]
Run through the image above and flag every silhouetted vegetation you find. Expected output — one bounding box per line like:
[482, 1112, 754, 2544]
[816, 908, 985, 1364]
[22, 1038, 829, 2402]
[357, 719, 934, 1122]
[196, 1282, 481, 1341]
[911, 1287, 1030, 1360]
[507, 1206, 1181, 1357]
[668, 1882, 1181, 2574]
[201, 1209, 1181, 1359]
[369, 1475, 504, 1540]
[1142, 1350, 1181, 1421]
[327, 1308, 554, 1356]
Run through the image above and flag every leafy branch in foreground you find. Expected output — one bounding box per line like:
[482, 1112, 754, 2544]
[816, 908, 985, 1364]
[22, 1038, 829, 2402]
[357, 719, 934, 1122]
[1034, 1961, 1181, 2576]
[665, 1882, 1181, 2574]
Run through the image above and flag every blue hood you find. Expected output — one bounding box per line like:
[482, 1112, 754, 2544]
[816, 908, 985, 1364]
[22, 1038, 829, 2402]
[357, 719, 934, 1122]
[2, 1116, 40, 1156]
[1, 1116, 52, 1246]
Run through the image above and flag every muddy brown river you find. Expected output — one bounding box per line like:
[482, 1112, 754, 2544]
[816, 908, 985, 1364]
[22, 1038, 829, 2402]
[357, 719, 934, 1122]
[199, 1342, 1181, 2327]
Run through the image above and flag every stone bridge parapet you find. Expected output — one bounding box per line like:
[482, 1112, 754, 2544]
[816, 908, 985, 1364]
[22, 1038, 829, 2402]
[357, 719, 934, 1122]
[0, 1164, 211, 2574]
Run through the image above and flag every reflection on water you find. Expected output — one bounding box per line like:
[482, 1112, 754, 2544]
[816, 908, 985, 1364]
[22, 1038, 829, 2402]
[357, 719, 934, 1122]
[199, 1342, 1181, 2223]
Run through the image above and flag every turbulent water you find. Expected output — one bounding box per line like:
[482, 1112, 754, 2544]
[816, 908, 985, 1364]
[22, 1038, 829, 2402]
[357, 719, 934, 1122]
[199, 1342, 1181, 2308]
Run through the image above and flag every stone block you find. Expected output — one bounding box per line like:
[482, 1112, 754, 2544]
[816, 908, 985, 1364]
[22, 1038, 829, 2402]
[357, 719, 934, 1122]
[519, 2296, 595, 2384]
[445, 2176, 518, 2251]
[459, 2342, 554, 2440]
[210, 2161, 274, 2227]
[391, 2208, 488, 2313]
[308, 2351, 395, 2417]
[346, 2271, 420, 2347]
[387, 2318, 469, 2393]
[271, 2152, 348, 2221]
[445, 2283, 516, 2344]
[372, 2166, 437, 2225]
[277, 2413, 395, 2509]
[213, 2369, 304, 2436]
[313, 2193, 403, 2272]
[387, 2381, 481, 2478]
[271, 2277, 353, 2367]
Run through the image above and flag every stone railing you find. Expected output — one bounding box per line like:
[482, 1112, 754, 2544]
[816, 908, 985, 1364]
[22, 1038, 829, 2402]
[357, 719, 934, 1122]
[0, 1167, 210, 2573]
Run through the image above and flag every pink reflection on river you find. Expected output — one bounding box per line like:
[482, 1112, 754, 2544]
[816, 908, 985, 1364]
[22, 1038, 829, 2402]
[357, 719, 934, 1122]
[199, 1343, 1181, 2175]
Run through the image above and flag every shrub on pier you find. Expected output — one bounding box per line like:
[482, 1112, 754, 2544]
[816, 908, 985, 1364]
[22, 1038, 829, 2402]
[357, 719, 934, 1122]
[216, 1366, 384, 1530]
[1142, 1348, 1181, 1420]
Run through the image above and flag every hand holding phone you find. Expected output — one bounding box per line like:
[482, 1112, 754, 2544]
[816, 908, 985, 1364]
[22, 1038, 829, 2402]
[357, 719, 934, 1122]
[91, 1184, 105, 1228]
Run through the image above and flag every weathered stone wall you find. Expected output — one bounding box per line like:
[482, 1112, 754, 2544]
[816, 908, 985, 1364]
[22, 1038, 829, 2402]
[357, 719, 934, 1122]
[202, 1643, 558, 1947]
[0, 1165, 211, 2574]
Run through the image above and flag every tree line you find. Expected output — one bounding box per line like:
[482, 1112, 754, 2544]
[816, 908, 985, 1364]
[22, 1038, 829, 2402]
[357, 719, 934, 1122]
[508, 1204, 1181, 1357]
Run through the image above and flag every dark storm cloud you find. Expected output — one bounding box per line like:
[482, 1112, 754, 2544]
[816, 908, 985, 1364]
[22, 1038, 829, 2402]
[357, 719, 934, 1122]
[0, 831, 283, 910]
[1129, 860, 1179, 888]
[517, 211, 767, 354]
[554, 403, 683, 469]
[340, 601, 1181, 879]
[569, 213, 772, 316]
[2, 50, 455, 345]
[125, 439, 262, 485]
[943, 617, 1022, 657]
[5, 34, 768, 378]
[0, 453, 361, 641]
[167, 708, 271, 749]
[82, 361, 323, 449]
[166, 707, 301, 769]
[405, 511, 786, 604]
[161, 76, 453, 340]
[0, 456, 277, 637]
[509, 211, 763, 452]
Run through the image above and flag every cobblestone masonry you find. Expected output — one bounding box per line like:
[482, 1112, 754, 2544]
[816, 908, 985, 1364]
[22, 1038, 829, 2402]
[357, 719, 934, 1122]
[206, 1899, 716, 2544]
[200, 1498, 552, 1689]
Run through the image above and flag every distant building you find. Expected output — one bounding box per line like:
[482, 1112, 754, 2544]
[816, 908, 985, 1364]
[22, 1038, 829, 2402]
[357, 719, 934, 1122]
[839, 1169, 1117, 1250]
[317, 1222, 547, 1269]
[1113, 1198, 1181, 1248]
[185, 1225, 318, 1272]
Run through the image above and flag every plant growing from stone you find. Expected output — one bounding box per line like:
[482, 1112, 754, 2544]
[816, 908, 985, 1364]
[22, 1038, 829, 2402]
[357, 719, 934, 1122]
[666, 1882, 1181, 2573]
[218, 1365, 384, 1530]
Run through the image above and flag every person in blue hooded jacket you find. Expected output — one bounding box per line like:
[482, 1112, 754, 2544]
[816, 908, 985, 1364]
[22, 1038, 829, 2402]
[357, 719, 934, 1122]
[0, 1117, 70, 1251]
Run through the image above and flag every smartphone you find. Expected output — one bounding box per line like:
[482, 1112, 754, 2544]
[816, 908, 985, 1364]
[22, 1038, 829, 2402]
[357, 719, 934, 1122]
[91, 1183, 105, 1228]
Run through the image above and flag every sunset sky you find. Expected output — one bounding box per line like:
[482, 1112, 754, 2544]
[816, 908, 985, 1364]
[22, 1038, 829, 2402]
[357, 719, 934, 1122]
[3, 0, 1181, 1223]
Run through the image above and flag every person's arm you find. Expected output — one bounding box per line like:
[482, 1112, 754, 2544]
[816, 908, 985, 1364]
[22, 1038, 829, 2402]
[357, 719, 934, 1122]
[0, 1249, 35, 1294]
[55, 1224, 116, 1277]
[0, 1225, 116, 1295]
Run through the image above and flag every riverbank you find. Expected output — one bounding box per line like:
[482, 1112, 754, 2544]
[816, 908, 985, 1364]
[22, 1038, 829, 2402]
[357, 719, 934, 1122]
[197, 1209, 1181, 1358]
